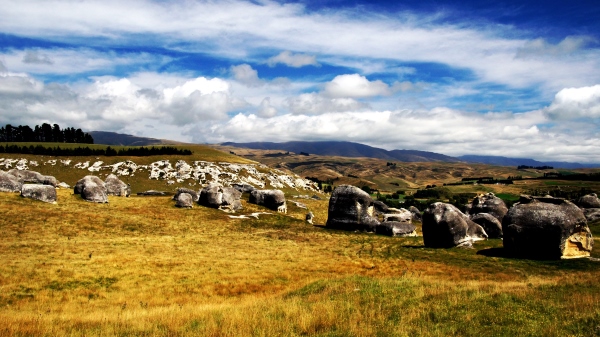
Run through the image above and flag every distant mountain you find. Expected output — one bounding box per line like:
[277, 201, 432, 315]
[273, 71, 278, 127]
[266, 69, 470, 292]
[221, 141, 461, 162]
[88, 131, 183, 146]
[458, 155, 600, 169]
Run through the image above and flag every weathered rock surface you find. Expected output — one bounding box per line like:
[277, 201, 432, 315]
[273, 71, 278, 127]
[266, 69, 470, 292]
[199, 183, 243, 212]
[105, 174, 130, 197]
[0, 170, 23, 192]
[373, 200, 389, 214]
[376, 221, 417, 237]
[422, 202, 487, 248]
[409, 206, 422, 222]
[173, 188, 199, 202]
[325, 185, 380, 232]
[584, 208, 600, 222]
[383, 208, 412, 223]
[470, 213, 503, 239]
[503, 195, 593, 259]
[469, 192, 508, 223]
[137, 190, 168, 196]
[576, 193, 600, 209]
[7, 169, 58, 187]
[74, 175, 108, 203]
[21, 184, 57, 204]
[232, 183, 256, 193]
[57, 182, 70, 189]
[175, 193, 194, 208]
[249, 189, 287, 213]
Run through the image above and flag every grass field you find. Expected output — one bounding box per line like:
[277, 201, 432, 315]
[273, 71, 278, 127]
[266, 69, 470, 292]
[1, 188, 599, 336]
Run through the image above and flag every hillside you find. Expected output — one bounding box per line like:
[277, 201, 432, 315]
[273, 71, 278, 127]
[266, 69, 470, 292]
[222, 141, 461, 163]
[88, 131, 186, 146]
[458, 155, 600, 169]
[0, 143, 318, 195]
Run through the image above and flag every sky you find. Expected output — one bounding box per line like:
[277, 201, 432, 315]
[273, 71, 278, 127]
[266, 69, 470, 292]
[1, 0, 600, 163]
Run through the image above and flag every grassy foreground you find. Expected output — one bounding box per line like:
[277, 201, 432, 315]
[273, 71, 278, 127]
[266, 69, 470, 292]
[1, 189, 599, 336]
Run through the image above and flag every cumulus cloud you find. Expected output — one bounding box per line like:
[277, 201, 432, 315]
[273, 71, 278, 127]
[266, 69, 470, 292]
[257, 97, 277, 118]
[324, 74, 391, 98]
[0, 70, 242, 131]
[230, 64, 263, 87]
[544, 84, 600, 119]
[266, 51, 319, 68]
[286, 92, 368, 115]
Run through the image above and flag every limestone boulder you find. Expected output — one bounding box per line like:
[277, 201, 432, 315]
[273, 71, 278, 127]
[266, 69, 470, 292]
[249, 189, 287, 213]
[0, 170, 23, 192]
[105, 174, 130, 197]
[21, 184, 57, 204]
[232, 183, 256, 194]
[469, 192, 508, 223]
[175, 193, 194, 208]
[173, 188, 199, 202]
[7, 169, 57, 187]
[584, 208, 600, 222]
[409, 206, 422, 222]
[57, 182, 70, 189]
[74, 175, 108, 203]
[137, 190, 168, 196]
[199, 183, 243, 212]
[470, 213, 503, 239]
[383, 208, 412, 223]
[325, 185, 380, 232]
[422, 202, 487, 248]
[503, 195, 593, 259]
[576, 193, 600, 209]
[373, 200, 389, 214]
[376, 221, 417, 237]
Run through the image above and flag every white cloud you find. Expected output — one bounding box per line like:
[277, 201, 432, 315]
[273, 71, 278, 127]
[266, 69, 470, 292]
[0, 71, 243, 131]
[1, 48, 171, 75]
[266, 51, 319, 68]
[22, 50, 54, 65]
[230, 64, 263, 87]
[286, 92, 368, 115]
[324, 74, 391, 98]
[544, 84, 600, 120]
[257, 97, 277, 118]
[2, 1, 598, 93]
[516, 36, 595, 58]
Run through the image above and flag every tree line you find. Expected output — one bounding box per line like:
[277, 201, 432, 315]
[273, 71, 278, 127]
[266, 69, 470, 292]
[0, 144, 192, 156]
[0, 123, 94, 144]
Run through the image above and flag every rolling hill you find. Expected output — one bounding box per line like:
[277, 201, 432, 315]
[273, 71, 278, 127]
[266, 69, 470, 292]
[221, 141, 461, 163]
[458, 155, 600, 169]
[88, 131, 186, 146]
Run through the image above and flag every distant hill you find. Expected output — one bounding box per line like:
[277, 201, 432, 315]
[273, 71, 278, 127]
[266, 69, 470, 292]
[221, 141, 461, 162]
[458, 155, 600, 169]
[88, 131, 184, 146]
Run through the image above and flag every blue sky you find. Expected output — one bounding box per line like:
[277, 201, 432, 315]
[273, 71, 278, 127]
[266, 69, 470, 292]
[0, 0, 599, 163]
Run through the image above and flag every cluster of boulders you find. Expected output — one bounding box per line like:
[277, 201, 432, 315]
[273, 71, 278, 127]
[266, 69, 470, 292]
[576, 193, 600, 222]
[1, 157, 319, 192]
[325, 185, 417, 237]
[0, 169, 59, 203]
[422, 191, 594, 258]
[74, 174, 130, 203]
[325, 185, 595, 259]
[171, 184, 288, 214]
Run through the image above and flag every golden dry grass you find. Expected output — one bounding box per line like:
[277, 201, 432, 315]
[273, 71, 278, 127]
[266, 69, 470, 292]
[1, 188, 600, 336]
